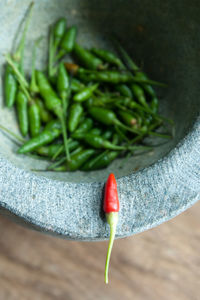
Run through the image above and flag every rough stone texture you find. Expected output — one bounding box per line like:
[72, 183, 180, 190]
[0, 0, 199, 240]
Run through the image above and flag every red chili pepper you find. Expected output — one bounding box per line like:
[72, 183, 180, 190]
[104, 173, 120, 284]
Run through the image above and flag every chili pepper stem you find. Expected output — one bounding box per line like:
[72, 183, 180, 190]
[59, 114, 71, 162]
[149, 131, 172, 139]
[13, 2, 34, 69]
[105, 212, 118, 284]
[48, 28, 56, 79]
[0, 124, 26, 144]
[47, 156, 66, 170]
[55, 50, 65, 61]
[115, 119, 140, 135]
[52, 144, 64, 161]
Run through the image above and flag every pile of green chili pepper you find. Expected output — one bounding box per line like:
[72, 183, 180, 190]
[2, 3, 173, 172]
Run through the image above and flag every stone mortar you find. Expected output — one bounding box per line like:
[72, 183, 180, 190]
[0, 0, 199, 240]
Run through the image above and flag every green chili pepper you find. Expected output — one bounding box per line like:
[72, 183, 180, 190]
[115, 84, 133, 98]
[73, 83, 99, 102]
[48, 139, 80, 161]
[37, 140, 79, 158]
[93, 151, 119, 170]
[18, 120, 62, 154]
[143, 115, 153, 126]
[36, 70, 62, 115]
[89, 107, 141, 135]
[78, 69, 165, 86]
[5, 54, 29, 90]
[47, 145, 84, 171]
[134, 72, 157, 98]
[71, 126, 102, 140]
[4, 65, 18, 108]
[102, 130, 113, 140]
[72, 125, 102, 140]
[57, 26, 77, 59]
[4, 3, 34, 107]
[150, 97, 159, 114]
[53, 18, 66, 50]
[71, 118, 93, 139]
[28, 101, 41, 137]
[36, 144, 63, 157]
[16, 90, 29, 137]
[116, 97, 161, 121]
[67, 140, 80, 152]
[84, 134, 128, 150]
[50, 165, 68, 172]
[112, 133, 120, 144]
[74, 118, 93, 133]
[6, 53, 41, 139]
[118, 111, 138, 128]
[89, 128, 102, 135]
[74, 43, 103, 70]
[84, 134, 152, 152]
[71, 78, 85, 92]
[84, 97, 106, 108]
[53, 147, 95, 171]
[36, 70, 70, 160]
[48, 145, 84, 171]
[82, 150, 119, 171]
[35, 98, 53, 123]
[91, 48, 124, 68]
[57, 62, 70, 112]
[68, 103, 83, 132]
[131, 84, 149, 108]
[66, 149, 95, 171]
[70, 145, 84, 156]
[89, 107, 120, 126]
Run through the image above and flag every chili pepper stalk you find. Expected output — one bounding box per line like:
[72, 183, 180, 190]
[13, 2, 34, 73]
[104, 173, 119, 284]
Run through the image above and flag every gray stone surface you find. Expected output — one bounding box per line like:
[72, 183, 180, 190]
[0, 0, 199, 240]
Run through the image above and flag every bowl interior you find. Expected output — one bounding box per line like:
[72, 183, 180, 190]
[0, 0, 199, 183]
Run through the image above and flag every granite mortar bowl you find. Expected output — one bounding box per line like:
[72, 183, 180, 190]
[0, 0, 200, 240]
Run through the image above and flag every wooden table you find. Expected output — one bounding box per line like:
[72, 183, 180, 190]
[0, 201, 200, 300]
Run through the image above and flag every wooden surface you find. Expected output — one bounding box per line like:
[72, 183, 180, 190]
[0, 202, 200, 300]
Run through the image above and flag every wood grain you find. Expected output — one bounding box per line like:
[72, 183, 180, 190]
[0, 202, 200, 300]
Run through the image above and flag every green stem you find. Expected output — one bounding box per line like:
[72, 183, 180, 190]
[48, 28, 56, 78]
[111, 37, 139, 72]
[105, 212, 118, 284]
[30, 37, 42, 93]
[0, 124, 26, 144]
[115, 126, 129, 142]
[26, 153, 51, 161]
[13, 2, 34, 73]
[127, 145, 153, 151]
[52, 145, 64, 161]
[59, 114, 70, 161]
[149, 131, 172, 139]
[55, 50, 65, 61]
[115, 119, 141, 135]
[47, 156, 66, 170]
